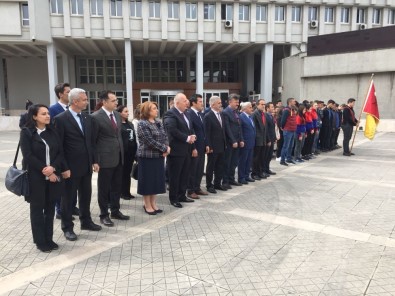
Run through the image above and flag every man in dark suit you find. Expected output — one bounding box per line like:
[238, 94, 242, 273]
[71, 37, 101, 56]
[222, 94, 244, 189]
[263, 102, 276, 176]
[92, 90, 129, 226]
[163, 93, 197, 208]
[186, 94, 208, 199]
[238, 102, 256, 184]
[204, 96, 227, 193]
[54, 88, 102, 241]
[252, 99, 269, 180]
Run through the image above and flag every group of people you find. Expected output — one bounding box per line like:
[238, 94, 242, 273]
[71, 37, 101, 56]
[19, 82, 357, 253]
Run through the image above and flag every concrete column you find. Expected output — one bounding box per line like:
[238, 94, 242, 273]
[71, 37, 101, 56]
[285, 5, 292, 43]
[250, 3, 256, 42]
[125, 39, 134, 111]
[161, 0, 168, 40]
[62, 53, 69, 83]
[0, 56, 6, 110]
[196, 42, 204, 95]
[83, 0, 91, 37]
[246, 52, 255, 95]
[63, 0, 71, 36]
[47, 43, 58, 105]
[260, 43, 273, 101]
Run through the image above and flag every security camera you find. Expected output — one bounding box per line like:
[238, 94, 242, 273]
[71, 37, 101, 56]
[31, 35, 36, 42]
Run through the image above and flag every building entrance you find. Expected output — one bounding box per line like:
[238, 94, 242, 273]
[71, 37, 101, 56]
[140, 90, 182, 118]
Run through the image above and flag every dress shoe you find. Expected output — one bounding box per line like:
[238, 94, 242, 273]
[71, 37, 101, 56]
[251, 175, 261, 181]
[214, 185, 227, 191]
[196, 189, 209, 195]
[343, 152, 351, 156]
[267, 170, 277, 175]
[180, 197, 195, 202]
[258, 173, 267, 179]
[64, 230, 77, 241]
[55, 213, 61, 220]
[171, 202, 183, 208]
[246, 177, 255, 182]
[350, 152, 355, 155]
[280, 161, 289, 166]
[239, 180, 248, 185]
[187, 192, 200, 199]
[286, 159, 296, 164]
[229, 180, 242, 186]
[207, 187, 217, 194]
[100, 216, 114, 227]
[121, 194, 135, 200]
[47, 241, 59, 250]
[72, 207, 80, 216]
[37, 244, 52, 253]
[111, 211, 130, 220]
[143, 205, 157, 215]
[222, 183, 232, 190]
[155, 209, 163, 213]
[81, 222, 102, 231]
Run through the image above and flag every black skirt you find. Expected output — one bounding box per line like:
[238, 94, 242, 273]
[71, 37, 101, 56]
[137, 157, 166, 195]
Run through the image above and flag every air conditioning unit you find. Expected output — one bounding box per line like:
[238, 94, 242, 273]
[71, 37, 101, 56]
[224, 20, 233, 29]
[310, 20, 318, 28]
[359, 23, 367, 30]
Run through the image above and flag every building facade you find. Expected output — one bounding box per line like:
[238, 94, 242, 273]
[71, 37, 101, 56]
[0, 0, 394, 117]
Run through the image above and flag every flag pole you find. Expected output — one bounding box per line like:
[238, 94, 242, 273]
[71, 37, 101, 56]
[350, 73, 374, 152]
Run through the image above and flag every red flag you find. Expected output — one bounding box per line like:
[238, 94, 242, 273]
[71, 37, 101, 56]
[362, 80, 380, 140]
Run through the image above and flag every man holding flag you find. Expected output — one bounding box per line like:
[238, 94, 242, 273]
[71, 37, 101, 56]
[341, 98, 358, 156]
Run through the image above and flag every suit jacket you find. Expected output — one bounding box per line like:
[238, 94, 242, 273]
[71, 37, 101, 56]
[163, 107, 195, 157]
[187, 108, 206, 152]
[203, 110, 226, 153]
[222, 106, 244, 145]
[252, 109, 268, 146]
[239, 112, 256, 149]
[265, 112, 276, 142]
[91, 108, 124, 168]
[54, 110, 97, 177]
[49, 102, 66, 123]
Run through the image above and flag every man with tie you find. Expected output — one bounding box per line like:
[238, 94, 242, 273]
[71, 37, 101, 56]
[238, 102, 256, 184]
[163, 93, 197, 208]
[222, 94, 244, 189]
[252, 99, 269, 180]
[203, 96, 227, 193]
[92, 90, 129, 226]
[54, 88, 102, 241]
[263, 102, 277, 176]
[186, 94, 208, 199]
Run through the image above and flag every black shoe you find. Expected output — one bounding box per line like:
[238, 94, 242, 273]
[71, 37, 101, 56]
[47, 241, 59, 250]
[343, 152, 351, 156]
[214, 185, 227, 191]
[350, 152, 355, 155]
[155, 209, 163, 213]
[246, 177, 255, 182]
[229, 180, 242, 186]
[64, 230, 77, 241]
[239, 180, 248, 185]
[111, 211, 130, 220]
[81, 222, 102, 231]
[222, 183, 232, 190]
[55, 213, 61, 220]
[258, 173, 267, 179]
[251, 175, 261, 180]
[37, 244, 52, 253]
[143, 205, 157, 215]
[100, 216, 114, 227]
[121, 194, 135, 200]
[180, 196, 195, 203]
[267, 170, 276, 175]
[286, 160, 296, 164]
[280, 161, 288, 166]
[171, 202, 183, 208]
[207, 187, 217, 194]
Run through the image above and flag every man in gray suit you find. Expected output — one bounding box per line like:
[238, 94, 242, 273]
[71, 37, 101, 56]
[92, 90, 129, 227]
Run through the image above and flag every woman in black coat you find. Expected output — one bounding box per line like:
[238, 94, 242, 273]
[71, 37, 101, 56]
[20, 104, 64, 252]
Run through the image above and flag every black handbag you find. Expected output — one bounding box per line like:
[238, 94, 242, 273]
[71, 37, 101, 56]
[131, 162, 138, 180]
[5, 142, 29, 197]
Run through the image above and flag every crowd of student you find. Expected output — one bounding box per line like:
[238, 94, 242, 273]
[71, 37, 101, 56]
[18, 82, 357, 252]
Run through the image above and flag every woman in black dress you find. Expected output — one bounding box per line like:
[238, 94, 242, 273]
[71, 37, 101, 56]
[20, 104, 64, 252]
[117, 105, 137, 200]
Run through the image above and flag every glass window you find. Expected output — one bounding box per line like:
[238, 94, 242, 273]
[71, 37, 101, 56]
[186, 2, 197, 20]
[168, 2, 179, 19]
[325, 7, 334, 23]
[204, 3, 215, 20]
[340, 7, 350, 23]
[130, 0, 142, 17]
[91, 0, 103, 16]
[149, 1, 160, 18]
[239, 4, 249, 21]
[134, 59, 185, 83]
[372, 8, 381, 24]
[356, 8, 365, 24]
[21, 3, 29, 26]
[275, 6, 285, 22]
[389, 9, 395, 24]
[308, 6, 318, 22]
[51, 0, 63, 14]
[110, 0, 122, 16]
[71, 0, 83, 15]
[79, 58, 106, 84]
[256, 5, 267, 22]
[221, 4, 233, 21]
[106, 59, 125, 84]
[292, 6, 301, 22]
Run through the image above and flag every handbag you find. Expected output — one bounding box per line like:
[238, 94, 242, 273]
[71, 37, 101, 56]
[131, 162, 138, 180]
[5, 142, 29, 197]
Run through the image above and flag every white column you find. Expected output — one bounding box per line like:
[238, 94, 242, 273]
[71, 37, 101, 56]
[125, 39, 134, 111]
[47, 43, 58, 105]
[260, 43, 273, 101]
[62, 53, 69, 83]
[0, 56, 6, 110]
[196, 42, 204, 95]
[246, 52, 254, 94]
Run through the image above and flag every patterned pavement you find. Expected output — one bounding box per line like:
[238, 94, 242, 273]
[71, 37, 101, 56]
[0, 130, 394, 295]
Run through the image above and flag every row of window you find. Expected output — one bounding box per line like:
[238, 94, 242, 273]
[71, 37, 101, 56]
[20, 2, 395, 27]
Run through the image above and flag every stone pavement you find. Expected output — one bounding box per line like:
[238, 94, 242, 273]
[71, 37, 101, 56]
[0, 130, 394, 296]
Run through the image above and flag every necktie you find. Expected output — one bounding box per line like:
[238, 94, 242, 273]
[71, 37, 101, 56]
[233, 110, 239, 120]
[181, 112, 190, 129]
[216, 112, 222, 127]
[261, 112, 266, 125]
[109, 114, 117, 131]
[249, 115, 254, 127]
[77, 113, 84, 133]
[197, 111, 203, 122]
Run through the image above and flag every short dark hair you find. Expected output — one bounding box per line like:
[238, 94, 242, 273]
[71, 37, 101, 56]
[228, 93, 239, 102]
[54, 83, 70, 99]
[189, 93, 203, 106]
[286, 97, 295, 105]
[327, 99, 336, 105]
[25, 104, 49, 128]
[117, 105, 127, 113]
[347, 98, 356, 104]
[99, 90, 115, 101]
[265, 102, 274, 111]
